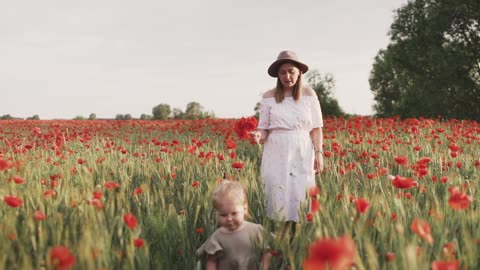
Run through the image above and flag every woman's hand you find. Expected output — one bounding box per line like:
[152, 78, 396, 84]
[314, 151, 324, 174]
[250, 130, 268, 144]
[249, 131, 261, 143]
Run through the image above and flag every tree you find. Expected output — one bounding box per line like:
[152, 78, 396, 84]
[370, 0, 480, 120]
[88, 113, 96, 120]
[184, 102, 203, 119]
[183, 102, 214, 119]
[306, 70, 345, 117]
[172, 108, 184, 119]
[27, 115, 40, 120]
[140, 114, 152, 120]
[152, 104, 171, 120]
[73, 115, 86, 120]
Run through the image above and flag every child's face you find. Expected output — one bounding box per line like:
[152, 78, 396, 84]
[216, 197, 247, 232]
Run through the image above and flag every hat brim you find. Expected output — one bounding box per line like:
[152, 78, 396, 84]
[268, 59, 309, 77]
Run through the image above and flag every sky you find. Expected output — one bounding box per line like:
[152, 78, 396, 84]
[0, 0, 409, 120]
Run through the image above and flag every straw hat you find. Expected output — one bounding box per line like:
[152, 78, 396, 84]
[267, 50, 309, 77]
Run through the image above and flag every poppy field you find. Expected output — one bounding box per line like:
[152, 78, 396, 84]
[0, 117, 479, 270]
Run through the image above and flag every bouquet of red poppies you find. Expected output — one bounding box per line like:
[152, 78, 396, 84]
[234, 116, 258, 141]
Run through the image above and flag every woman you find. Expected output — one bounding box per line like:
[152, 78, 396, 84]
[250, 50, 324, 237]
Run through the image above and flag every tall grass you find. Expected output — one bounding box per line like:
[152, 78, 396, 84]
[0, 117, 478, 269]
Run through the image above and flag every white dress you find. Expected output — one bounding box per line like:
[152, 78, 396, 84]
[257, 95, 323, 222]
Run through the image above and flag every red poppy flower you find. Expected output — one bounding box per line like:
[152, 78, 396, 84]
[234, 116, 258, 140]
[134, 238, 145, 248]
[431, 260, 459, 270]
[87, 198, 105, 209]
[386, 252, 395, 262]
[192, 181, 200, 188]
[311, 199, 321, 213]
[448, 144, 461, 152]
[391, 175, 418, 189]
[0, 158, 12, 171]
[124, 213, 138, 229]
[50, 246, 76, 270]
[303, 234, 356, 270]
[306, 212, 314, 222]
[308, 186, 320, 197]
[394, 156, 408, 165]
[448, 186, 472, 210]
[105, 181, 120, 190]
[232, 161, 244, 169]
[355, 198, 370, 214]
[12, 175, 25, 184]
[4, 195, 23, 208]
[225, 139, 237, 150]
[410, 218, 433, 244]
[196, 227, 204, 234]
[93, 191, 103, 199]
[133, 187, 143, 195]
[34, 210, 47, 221]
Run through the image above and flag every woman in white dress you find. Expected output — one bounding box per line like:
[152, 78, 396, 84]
[250, 50, 324, 237]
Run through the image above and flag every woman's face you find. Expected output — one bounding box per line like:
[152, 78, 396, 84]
[278, 63, 300, 89]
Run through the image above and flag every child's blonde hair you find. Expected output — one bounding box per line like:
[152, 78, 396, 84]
[212, 180, 247, 210]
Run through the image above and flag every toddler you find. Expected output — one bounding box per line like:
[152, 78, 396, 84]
[196, 180, 271, 270]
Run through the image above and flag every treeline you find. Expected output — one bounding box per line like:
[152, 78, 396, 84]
[369, 0, 480, 120]
[0, 114, 40, 120]
[1, 72, 347, 121]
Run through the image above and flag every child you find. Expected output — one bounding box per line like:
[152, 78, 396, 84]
[196, 180, 271, 270]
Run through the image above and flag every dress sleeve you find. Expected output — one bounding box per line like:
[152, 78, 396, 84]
[196, 234, 223, 257]
[311, 97, 323, 128]
[257, 99, 270, 130]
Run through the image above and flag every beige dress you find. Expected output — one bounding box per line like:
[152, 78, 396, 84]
[258, 96, 323, 222]
[196, 222, 265, 270]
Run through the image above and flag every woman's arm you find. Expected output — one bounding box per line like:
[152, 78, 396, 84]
[206, 255, 217, 270]
[310, 127, 324, 174]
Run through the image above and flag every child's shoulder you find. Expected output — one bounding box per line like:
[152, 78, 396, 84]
[244, 221, 264, 232]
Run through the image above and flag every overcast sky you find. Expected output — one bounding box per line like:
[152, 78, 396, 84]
[0, 0, 409, 119]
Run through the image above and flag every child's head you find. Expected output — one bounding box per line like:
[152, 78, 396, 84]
[212, 180, 248, 231]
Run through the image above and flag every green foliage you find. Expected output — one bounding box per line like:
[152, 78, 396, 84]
[73, 115, 86, 120]
[184, 102, 206, 120]
[370, 0, 480, 120]
[140, 114, 152, 120]
[26, 114, 40, 120]
[152, 104, 172, 120]
[0, 114, 13, 120]
[306, 70, 345, 117]
[171, 108, 184, 119]
[115, 114, 133, 120]
[88, 113, 97, 120]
